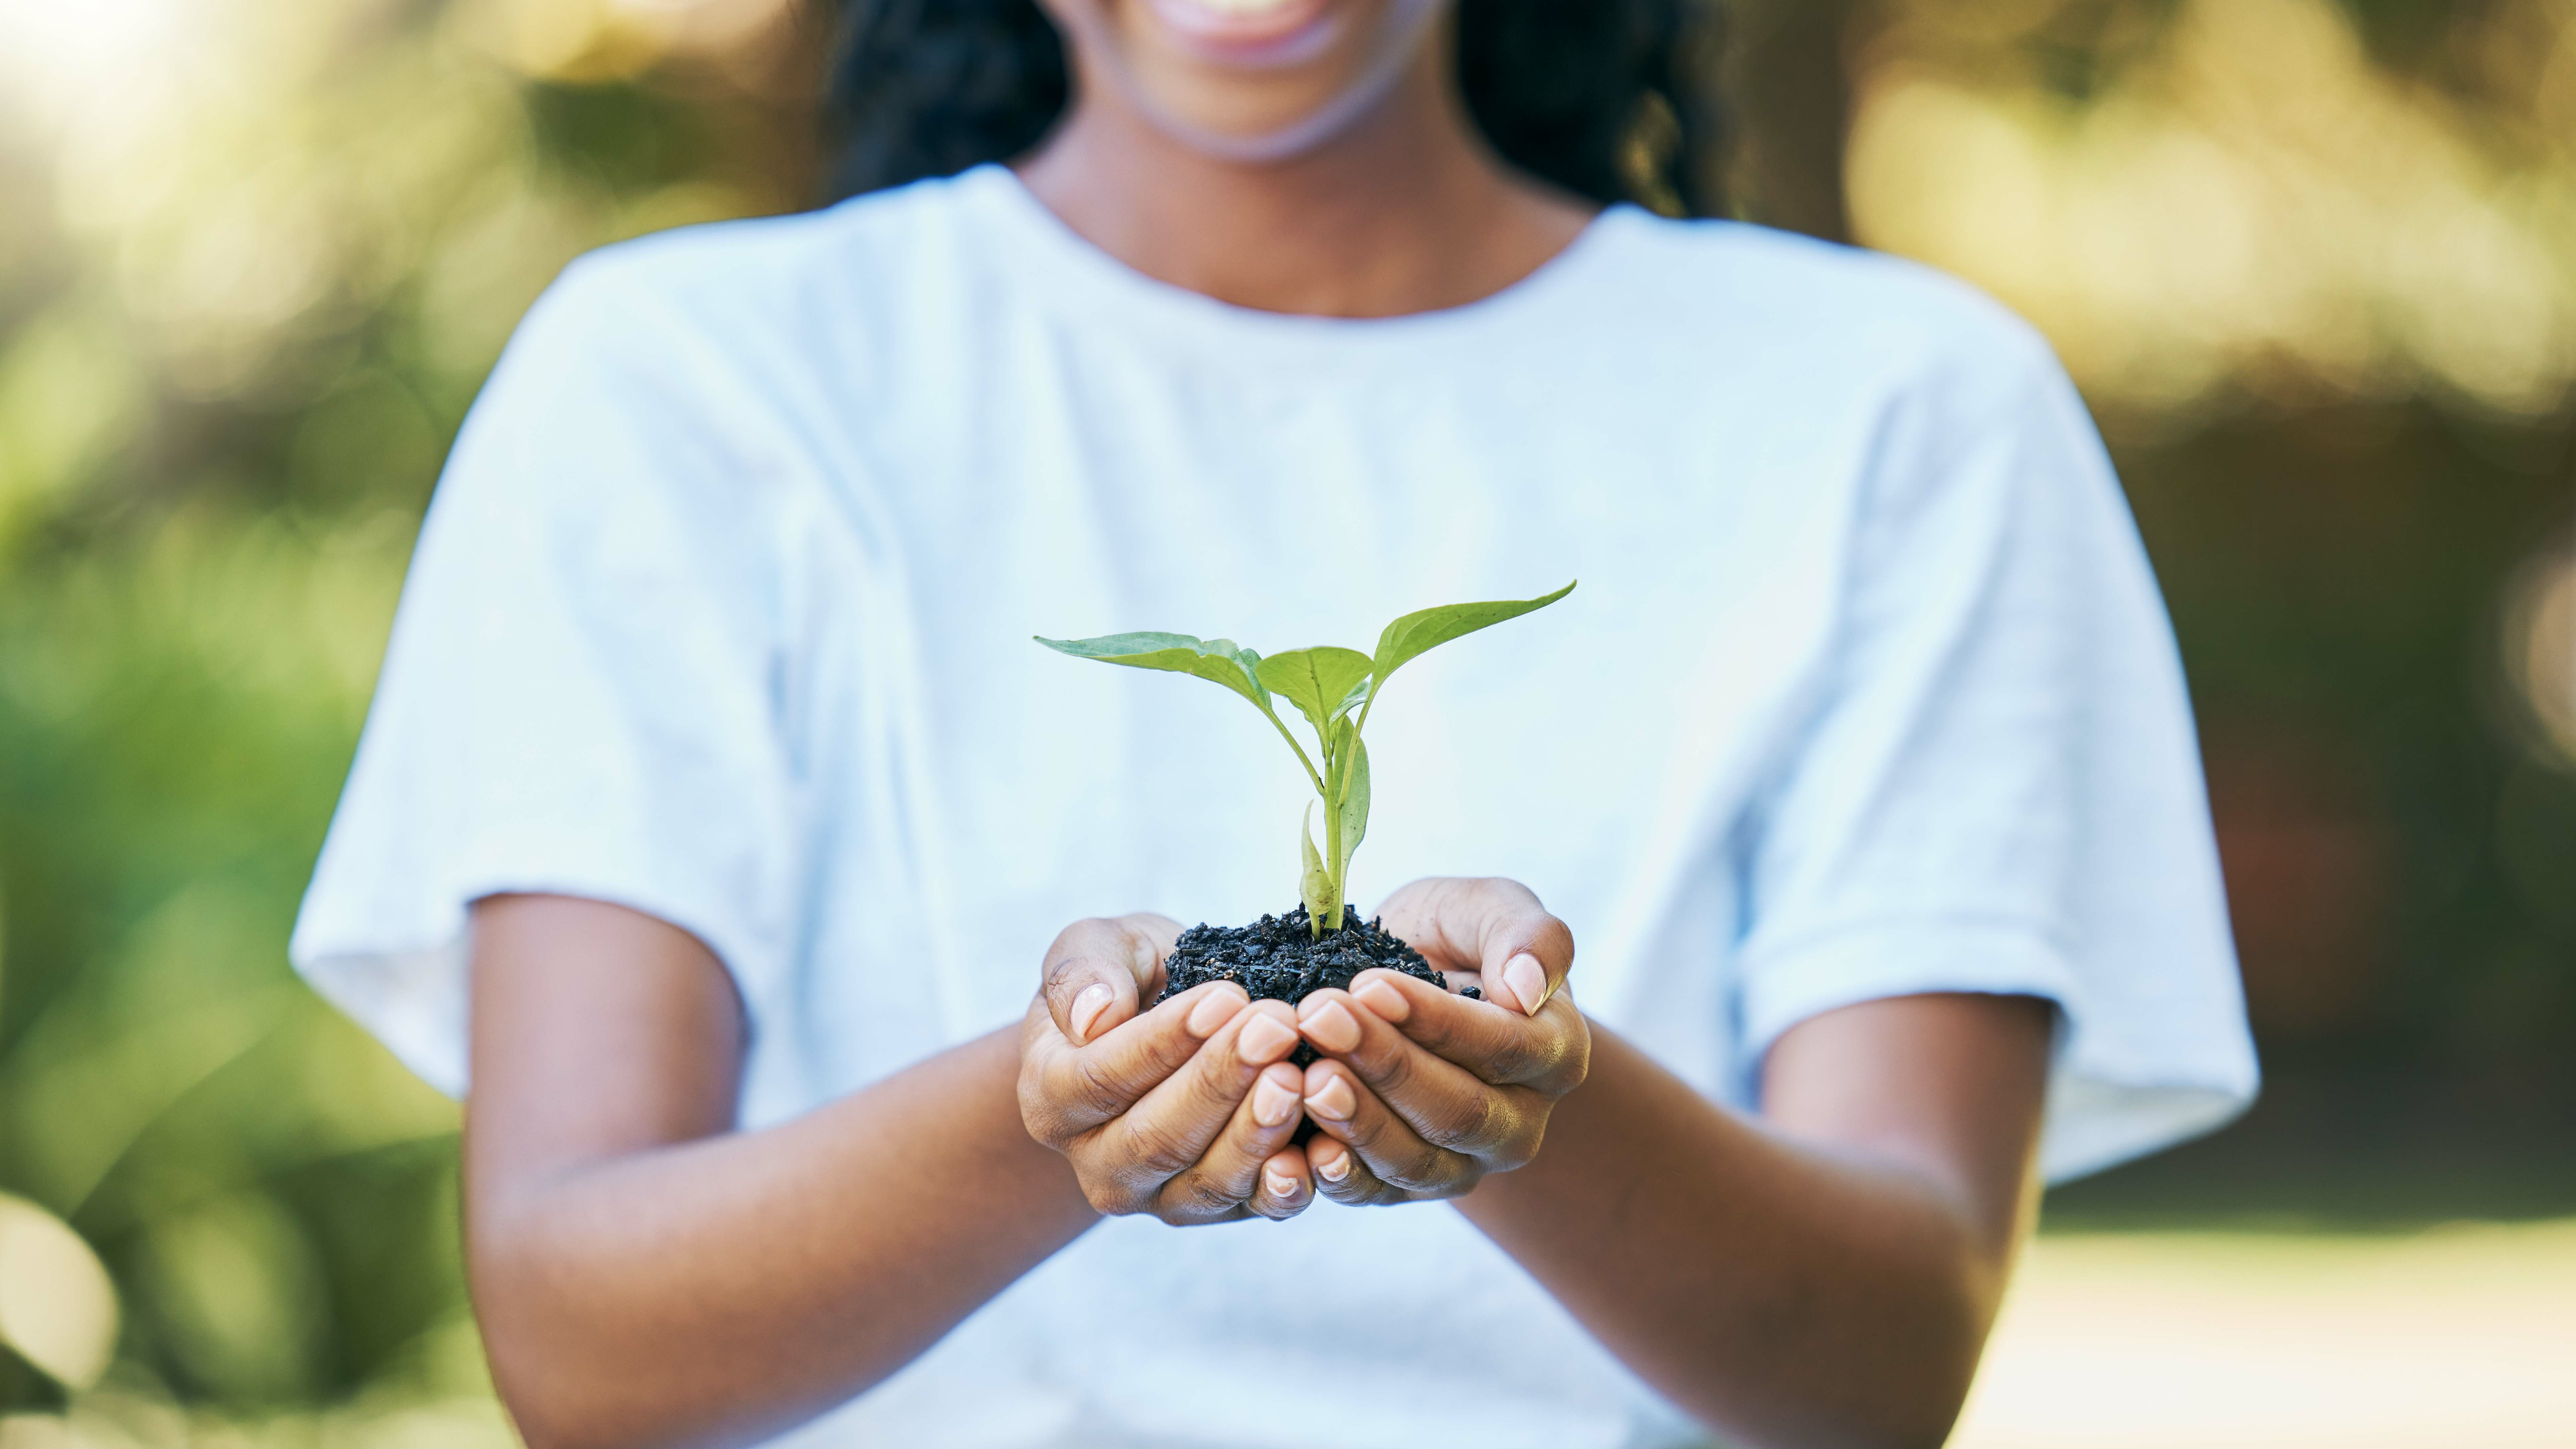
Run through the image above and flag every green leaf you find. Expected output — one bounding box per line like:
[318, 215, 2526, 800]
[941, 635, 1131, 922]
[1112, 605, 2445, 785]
[1300, 802, 1339, 936]
[1325, 712, 1354, 770]
[1256, 646, 1375, 733]
[1035, 631, 1269, 711]
[1336, 734, 1370, 879]
[1334, 673, 1373, 719]
[1370, 581, 1577, 690]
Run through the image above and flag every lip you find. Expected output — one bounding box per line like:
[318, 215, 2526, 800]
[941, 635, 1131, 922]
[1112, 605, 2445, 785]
[1140, 0, 1343, 64]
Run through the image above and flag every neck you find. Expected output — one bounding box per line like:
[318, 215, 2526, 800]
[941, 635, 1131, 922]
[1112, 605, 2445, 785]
[1014, 49, 1595, 319]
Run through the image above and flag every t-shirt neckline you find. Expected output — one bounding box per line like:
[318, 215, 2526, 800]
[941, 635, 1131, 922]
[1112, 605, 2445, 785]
[954, 162, 1640, 361]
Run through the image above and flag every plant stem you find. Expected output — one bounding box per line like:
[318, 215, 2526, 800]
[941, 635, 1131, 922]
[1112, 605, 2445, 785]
[1318, 728, 1343, 937]
[1261, 705, 1327, 799]
[1321, 784, 1342, 936]
[1322, 691, 1374, 932]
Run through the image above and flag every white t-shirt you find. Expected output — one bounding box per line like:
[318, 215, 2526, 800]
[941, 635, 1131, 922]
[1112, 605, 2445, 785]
[294, 165, 2256, 1449]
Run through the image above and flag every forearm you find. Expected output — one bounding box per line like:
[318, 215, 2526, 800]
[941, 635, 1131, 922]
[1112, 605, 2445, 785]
[469, 1026, 1094, 1449]
[1456, 1027, 2022, 1449]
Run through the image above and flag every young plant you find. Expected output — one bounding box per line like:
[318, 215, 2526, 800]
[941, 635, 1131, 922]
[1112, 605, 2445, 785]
[1037, 582, 1575, 939]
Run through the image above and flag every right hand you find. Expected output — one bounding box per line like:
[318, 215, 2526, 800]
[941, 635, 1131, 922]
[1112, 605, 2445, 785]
[1291, 877, 1587, 1205]
[1017, 914, 1317, 1224]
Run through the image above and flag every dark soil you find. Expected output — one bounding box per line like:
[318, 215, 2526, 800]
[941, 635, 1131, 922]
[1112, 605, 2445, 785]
[1155, 906, 1478, 1147]
[1156, 904, 1476, 1010]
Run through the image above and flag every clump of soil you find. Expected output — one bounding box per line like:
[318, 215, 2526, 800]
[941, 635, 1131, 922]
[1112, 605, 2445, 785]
[1156, 907, 1480, 1144]
[1156, 904, 1477, 1010]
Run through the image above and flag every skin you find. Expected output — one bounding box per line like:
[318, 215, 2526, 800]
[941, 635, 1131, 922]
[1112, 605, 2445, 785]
[466, 896, 1096, 1449]
[465, 3, 2056, 1446]
[472, 884, 2045, 1449]
[1017, 0, 1596, 317]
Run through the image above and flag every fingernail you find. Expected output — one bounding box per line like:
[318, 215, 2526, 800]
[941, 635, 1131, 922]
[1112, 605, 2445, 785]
[1503, 954, 1548, 1016]
[1298, 998, 1362, 1053]
[1351, 975, 1411, 1023]
[1252, 1072, 1299, 1128]
[1315, 1147, 1352, 1184]
[1238, 1009, 1299, 1063]
[1306, 1073, 1356, 1123]
[1069, 983, 1114, 1043]
[1263, 1166, 1299, 1200]
[1186, 984, 1246, 1038]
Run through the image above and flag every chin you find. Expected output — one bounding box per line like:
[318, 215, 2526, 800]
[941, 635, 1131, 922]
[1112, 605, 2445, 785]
[1074, 0, 1449, 162]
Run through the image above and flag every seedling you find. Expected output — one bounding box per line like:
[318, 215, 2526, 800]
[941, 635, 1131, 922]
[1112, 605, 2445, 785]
[1037, 582, 1574, 940]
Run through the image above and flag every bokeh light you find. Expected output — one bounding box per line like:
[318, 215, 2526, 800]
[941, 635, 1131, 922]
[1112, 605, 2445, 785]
[1847, 0, 2576, 422]
[0, 1196, 118, 1392]
[2504, 542, 2576, 764]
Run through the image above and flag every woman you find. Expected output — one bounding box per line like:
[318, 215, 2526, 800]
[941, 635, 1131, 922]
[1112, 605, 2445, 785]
[293, 0, 2258, 1445]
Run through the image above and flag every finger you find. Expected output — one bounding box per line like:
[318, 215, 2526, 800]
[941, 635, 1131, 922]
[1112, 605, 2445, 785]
[1348, 968, 1589, 1094]
[1373, 878, 1574, 1017]
[1098, 1000, 1301, 1188]
[1299, 1059, 1478, 1200]
[1030, 980, 1246, 1137]
[1302, 1132, 1400, 1207]
[1042, 913, 1183, 1045]
[1255, 1145, 1314, 1221]
[1298, 987, 1521, 1157]
[1152, 1061, 1310, 1224]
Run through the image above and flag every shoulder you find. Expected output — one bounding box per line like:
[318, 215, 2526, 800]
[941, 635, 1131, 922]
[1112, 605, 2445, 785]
[1604, 212, 2063, 412]
[1599, 218, 2116, 536]
[515, 172, 986, 378]
[444, 185, 981, 529]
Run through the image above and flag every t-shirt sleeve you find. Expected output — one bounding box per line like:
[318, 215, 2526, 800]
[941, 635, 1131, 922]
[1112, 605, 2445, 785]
[289, 258, 799, 1097]
[1733, 330, 2258, 1182]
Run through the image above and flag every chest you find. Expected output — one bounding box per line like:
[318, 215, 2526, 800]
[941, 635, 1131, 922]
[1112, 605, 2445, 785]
[740, 334, 1869, 1117]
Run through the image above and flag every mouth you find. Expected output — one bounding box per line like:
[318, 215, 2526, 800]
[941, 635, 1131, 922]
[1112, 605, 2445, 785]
[1142, 0, 1342, 60]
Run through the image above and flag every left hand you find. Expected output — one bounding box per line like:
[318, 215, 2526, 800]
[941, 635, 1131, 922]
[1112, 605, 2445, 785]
[1019, 914, 1315, 1224]
[1289, 877, 1589, 1204]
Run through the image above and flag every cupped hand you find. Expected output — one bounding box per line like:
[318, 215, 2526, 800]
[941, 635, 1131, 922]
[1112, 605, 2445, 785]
[1018, 914, 1315, 1224]
[1291, 878, 1589, 1204]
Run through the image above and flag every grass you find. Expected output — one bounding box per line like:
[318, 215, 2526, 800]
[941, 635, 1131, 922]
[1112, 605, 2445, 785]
[1953, 1218, 2576, 1449]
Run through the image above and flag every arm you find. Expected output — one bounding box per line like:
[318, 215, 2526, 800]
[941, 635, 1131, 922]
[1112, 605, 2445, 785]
[463, 894, 1096, 1449]
[465, 896, 1309, 1449]
[1300, 879, 2049, 1449]
[1462, 996, 2048, 1449]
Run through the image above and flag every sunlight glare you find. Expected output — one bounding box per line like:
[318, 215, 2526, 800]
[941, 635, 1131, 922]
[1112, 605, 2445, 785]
[0, 0, 200, 125]
[0, 1194, 119, 1391]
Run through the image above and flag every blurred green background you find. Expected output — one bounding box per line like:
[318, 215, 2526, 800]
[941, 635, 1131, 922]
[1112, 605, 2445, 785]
[0, 0, 2569, 1444]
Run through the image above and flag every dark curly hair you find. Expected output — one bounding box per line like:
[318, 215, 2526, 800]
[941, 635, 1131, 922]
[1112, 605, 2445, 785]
[823, 0, 1729, 217]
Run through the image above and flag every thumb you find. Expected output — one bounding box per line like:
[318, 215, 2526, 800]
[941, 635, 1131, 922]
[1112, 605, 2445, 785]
[1432, 876, 1566, 1011]
[1473, 890, 1574, 1017]
[1373, 878, 1574, 1018]
[1041, 913, 1181, 1045]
